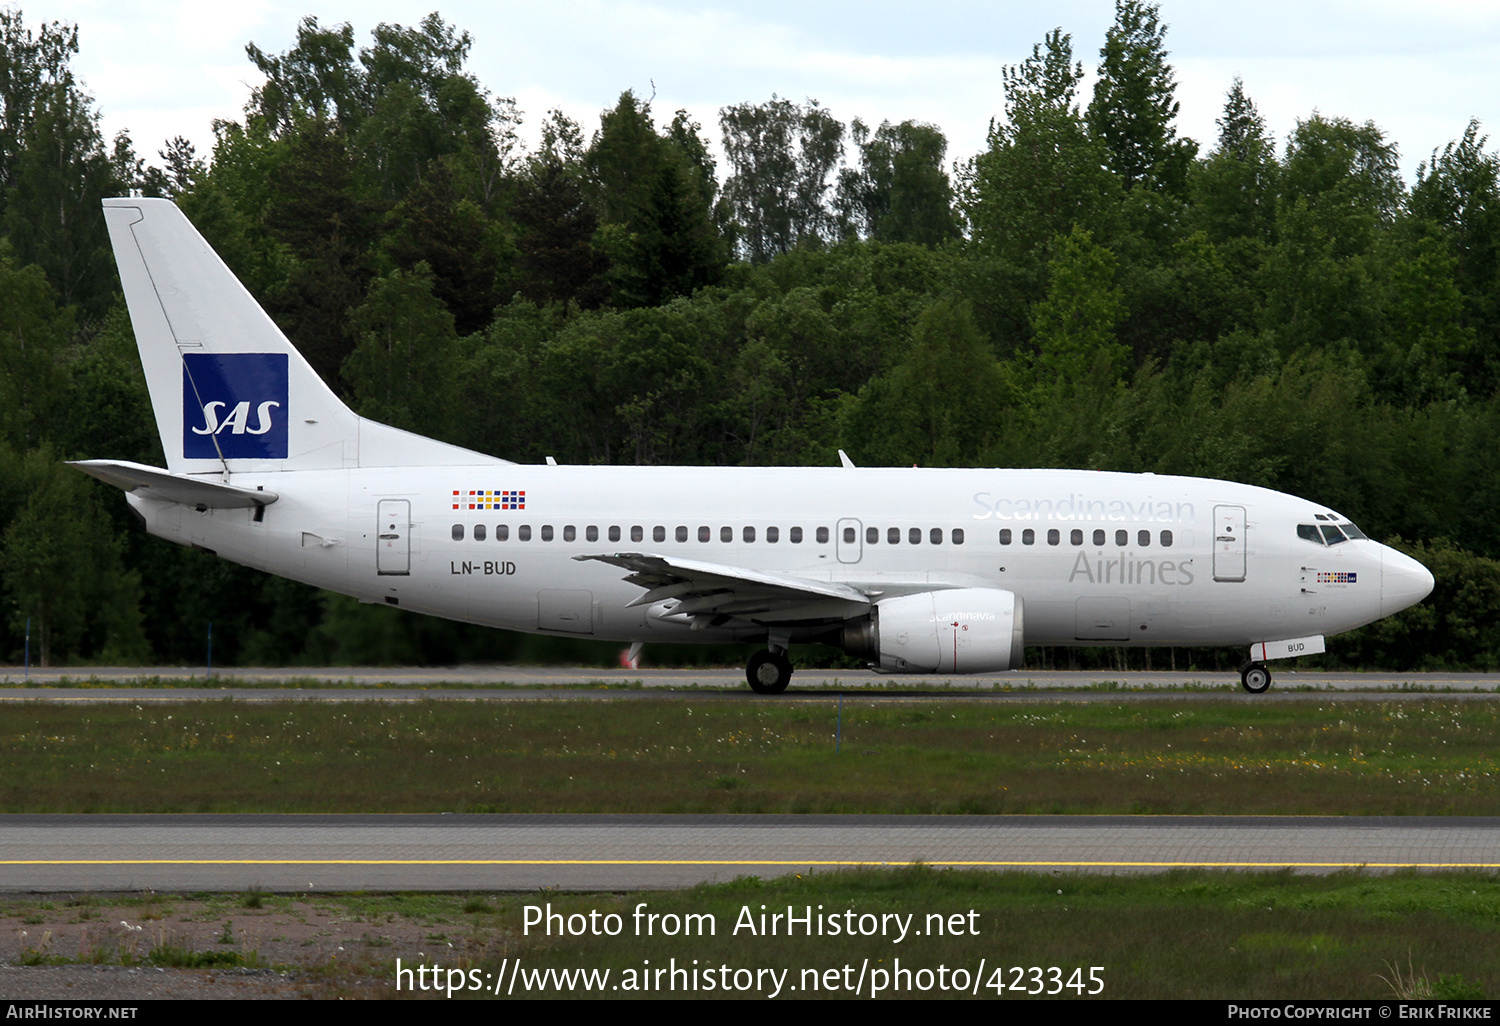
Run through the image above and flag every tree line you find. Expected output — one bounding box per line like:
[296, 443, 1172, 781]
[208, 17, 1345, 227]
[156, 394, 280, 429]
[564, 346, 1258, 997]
[2, 3, 1499, 670]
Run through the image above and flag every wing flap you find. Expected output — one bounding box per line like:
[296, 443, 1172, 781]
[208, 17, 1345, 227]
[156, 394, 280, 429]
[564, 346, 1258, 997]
[576, 552, 870, 622]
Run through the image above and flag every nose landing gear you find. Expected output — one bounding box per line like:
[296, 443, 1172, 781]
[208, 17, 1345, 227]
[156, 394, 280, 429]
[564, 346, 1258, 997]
[1240, 662, 1272, 694]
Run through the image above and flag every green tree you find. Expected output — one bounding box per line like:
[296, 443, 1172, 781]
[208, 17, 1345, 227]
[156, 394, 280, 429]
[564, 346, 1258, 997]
[1087, 0, 1196, 194]
[261, 122, 378, 389]
[1028, 226, 1128, 393]
[0, 12, 77, 198]
[837, 119, 958, 245]
[840, 299, 1008, 466]
[1410, 120, 1500, 389]
[385, 163, 501, 334]
[0, 250, 72, 450]
[243, 13, 518, 208]
[245, 16, 362, 135]
[585, 93, 725, 306]
[1376, 233, 1474, 405]
[1263, 115, 1402, 354]
[731, 288, 847, 464]
[1192, 77, 1279, 243]
[0, 448, 146, 665]
[721, 96, 844, 261]
[342, 263, 459, 439]
[510, 160, 611, 310]
[959, 29, 1120, 291]
[3, 78, 125, 313]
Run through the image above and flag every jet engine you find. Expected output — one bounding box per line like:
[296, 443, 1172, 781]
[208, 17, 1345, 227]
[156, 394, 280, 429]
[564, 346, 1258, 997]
[839, 588, 1024, 673]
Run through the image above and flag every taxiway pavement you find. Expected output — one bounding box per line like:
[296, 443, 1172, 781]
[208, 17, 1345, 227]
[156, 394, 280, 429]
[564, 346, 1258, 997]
[3, 814, 1497, 891]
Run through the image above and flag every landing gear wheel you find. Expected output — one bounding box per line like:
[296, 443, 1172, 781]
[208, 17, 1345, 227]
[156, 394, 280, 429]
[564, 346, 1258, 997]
[746, 650, 793, 694]
[1240, 662, 1272, 694]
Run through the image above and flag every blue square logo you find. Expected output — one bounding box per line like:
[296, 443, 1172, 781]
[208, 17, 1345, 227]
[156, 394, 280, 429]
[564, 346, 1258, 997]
[182, 353, 289, 459]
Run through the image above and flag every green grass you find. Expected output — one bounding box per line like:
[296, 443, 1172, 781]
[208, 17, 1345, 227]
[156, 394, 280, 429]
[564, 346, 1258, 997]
[5, 871, 1496, 997]
[3, 697, 1498, 813]
[439, 868, 1500, 999]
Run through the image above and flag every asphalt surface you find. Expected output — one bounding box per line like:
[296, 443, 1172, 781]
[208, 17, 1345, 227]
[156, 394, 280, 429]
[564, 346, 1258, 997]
[2, 814, 1498, 891]
[2, 665, 1499, 702]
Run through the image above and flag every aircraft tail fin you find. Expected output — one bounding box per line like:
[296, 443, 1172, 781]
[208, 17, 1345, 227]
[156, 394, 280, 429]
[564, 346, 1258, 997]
[102, 197, 502, 473]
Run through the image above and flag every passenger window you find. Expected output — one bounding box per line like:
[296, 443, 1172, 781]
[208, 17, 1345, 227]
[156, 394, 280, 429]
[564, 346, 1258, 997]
[1000, 529, 1012, 545]
[541, 525, 554, 541]
[817, 527, 830, 544]
[767, 526, 779, 543]
[867, 527, 878, 544]
[474, 524, 486, 541]
[1115, 529, 1128, 546]
[519, 525, 531, 541]
[951, 528, 964, 545]
[1093, 529, 1105, 546]
[676, 526, 688, 543]
[631, 526, 643, 542]
[609, 526, 621, 543]
[496, 524, 509, 542]
[1047, 529, 1059, 546]
[451, 524, 464, 541]
[909, 527, 921, 545]
[698, 526, 710, 542]
[931, 528, 942, 545]
[1071, 529, 1083, 545]
[1022, 529, 1035, 545]
[586, 526, 597, 542]
[746, 526, 757, 543]
[1138, 530, 1150, 547]
[653, 526, 666, 543]
[888, 527, 900, 544]
[1160, 530, 1173, 547]
[790, 527, 803, 543]
[721, 526, 732, 542]
[841, 526, 854, 544]
[564, 525, 576, 542]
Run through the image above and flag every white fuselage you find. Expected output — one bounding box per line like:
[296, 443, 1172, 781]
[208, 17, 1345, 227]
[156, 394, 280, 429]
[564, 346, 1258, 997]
[126, 464, 1428, 651]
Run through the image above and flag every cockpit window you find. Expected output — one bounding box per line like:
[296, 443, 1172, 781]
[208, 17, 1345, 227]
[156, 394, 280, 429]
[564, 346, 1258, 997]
[1301, 518, 1367, 545]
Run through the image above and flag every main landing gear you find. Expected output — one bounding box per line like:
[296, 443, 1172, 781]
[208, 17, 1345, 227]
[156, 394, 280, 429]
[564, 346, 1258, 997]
[1240, 662, 1272, 694]
[746, 648, 793, 694]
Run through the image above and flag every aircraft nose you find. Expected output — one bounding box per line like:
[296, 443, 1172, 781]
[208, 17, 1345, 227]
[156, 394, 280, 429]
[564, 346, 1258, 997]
[1381, 546, 1435, 617]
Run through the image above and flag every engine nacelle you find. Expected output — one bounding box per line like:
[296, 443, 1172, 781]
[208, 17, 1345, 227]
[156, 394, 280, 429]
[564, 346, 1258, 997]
[840, 588, 1024, 673]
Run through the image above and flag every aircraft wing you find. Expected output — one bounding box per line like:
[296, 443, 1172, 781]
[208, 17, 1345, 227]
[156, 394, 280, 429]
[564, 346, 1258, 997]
[69, 459, 279, 509]
[575, 552, 870, 623]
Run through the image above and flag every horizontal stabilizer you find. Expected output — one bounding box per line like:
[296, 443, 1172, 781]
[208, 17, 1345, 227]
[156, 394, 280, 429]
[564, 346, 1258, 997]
[69, 460, 278, 509]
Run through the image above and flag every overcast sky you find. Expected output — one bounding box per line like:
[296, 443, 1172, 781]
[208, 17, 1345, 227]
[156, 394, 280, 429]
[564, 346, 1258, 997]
[15, 0, 1500, 184]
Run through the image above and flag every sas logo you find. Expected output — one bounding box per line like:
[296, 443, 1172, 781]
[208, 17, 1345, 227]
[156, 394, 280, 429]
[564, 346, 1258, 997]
[1317, 571, 1357, 584]
[454, 490, 525, 510]
[182, 353, 288, 459]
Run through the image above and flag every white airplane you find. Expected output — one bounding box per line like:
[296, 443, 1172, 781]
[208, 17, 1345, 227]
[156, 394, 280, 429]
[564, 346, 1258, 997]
[74, 197, 1434, 694]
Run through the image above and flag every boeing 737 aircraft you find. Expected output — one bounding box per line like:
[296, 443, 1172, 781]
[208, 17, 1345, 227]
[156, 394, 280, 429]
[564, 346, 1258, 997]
[75, 198, 1435, 694]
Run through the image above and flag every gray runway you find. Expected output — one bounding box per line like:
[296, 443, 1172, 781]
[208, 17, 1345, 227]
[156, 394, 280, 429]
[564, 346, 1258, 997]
[2, 815, 1497, 891]
[2, 666, 1499, 703]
